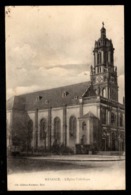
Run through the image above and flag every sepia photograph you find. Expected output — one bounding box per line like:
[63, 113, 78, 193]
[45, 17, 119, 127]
[6, 5, 125, 190]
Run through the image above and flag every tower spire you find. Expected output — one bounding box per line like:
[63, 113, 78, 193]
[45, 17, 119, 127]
[91, 24, 118, 101]
[101, 22, 106, 39]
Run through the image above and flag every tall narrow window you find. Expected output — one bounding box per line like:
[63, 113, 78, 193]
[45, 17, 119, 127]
[69, 116, 77, 138]
[97, 53, 101, 64]
[54, 117, 61, 142]
[97, 53, 99, 64]
[111, 52, 113, 63]
[120, 113, 123, 127]
[106, 52, 108, 63]
[99, 52, 101, 64]
[40, 118, 47, 140]
[82, 121, 86, 131]
[111, 112, 116, 125]
[104, 52, 107, 64]
[101, 107, 106, 124]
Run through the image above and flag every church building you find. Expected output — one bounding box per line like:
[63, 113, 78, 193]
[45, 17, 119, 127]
[7, 24, 125, 154]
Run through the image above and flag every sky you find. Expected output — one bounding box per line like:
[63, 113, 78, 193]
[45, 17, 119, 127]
[5, 6, 124, 103]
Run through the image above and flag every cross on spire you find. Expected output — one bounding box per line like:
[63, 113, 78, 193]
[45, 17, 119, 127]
[102, 22, 104, 27]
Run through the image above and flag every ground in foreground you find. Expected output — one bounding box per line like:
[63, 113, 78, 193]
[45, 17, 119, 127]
[7, 156, 125, 190]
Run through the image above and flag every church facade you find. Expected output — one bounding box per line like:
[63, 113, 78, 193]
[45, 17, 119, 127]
[7, 24, 125, 154]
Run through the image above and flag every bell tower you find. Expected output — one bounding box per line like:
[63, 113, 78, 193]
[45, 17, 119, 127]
[90, 23, 118, 101]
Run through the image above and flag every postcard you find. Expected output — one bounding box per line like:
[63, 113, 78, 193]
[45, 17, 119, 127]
[6, 5, 125, 190]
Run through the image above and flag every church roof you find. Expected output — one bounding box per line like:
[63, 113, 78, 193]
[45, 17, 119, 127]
[6, 96, 15, 110]
[7, 81, 95, 111]
[7, 96, 26, 110]
[82, 85, 96, 97]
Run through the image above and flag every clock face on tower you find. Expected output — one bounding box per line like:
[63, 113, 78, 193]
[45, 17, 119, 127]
[96, 75, 104, 83]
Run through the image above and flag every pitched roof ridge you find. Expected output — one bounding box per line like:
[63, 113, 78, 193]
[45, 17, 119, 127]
[18, 81, 91, 97]
[82, 111, 97, 118]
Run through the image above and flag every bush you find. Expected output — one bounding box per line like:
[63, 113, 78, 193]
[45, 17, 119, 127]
[76, 144, 90, 154]
[91, 144, 98, 154]
[51, 143, 74, 155]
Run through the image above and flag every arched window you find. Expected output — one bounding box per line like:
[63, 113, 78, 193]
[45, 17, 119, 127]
[101, 108, 106, 124]
[82, 121, 86, 131]
[99, 53, 101, 64]
[111, 52, 113, 63]
[120, 113, 123, 127]
[97, 53, 99, 64]
[69, 116, 77, 138]
[97, 67, 101, 73]
[98, 53, 101, 64]
[111, 112, 116, 125]
[54, 117, 61, 142]
[40, 118, 47, 140]
[106, 52, 108, 63]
